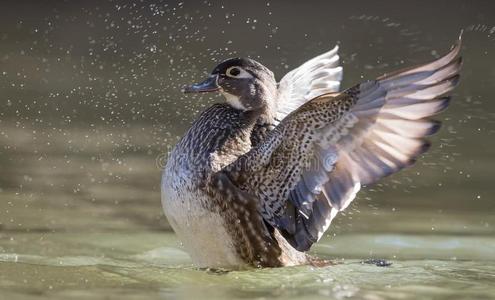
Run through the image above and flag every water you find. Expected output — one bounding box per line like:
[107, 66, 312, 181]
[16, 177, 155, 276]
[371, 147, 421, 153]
[1, 1, 494, 299]
[1, 230, 494, 299]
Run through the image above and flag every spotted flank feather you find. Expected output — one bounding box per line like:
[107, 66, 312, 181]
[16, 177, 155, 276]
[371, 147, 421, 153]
[226, 37, 462, 251]
[209, 172, 282, 267]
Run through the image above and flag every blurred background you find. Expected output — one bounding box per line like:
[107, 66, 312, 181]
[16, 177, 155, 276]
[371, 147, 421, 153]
[0, 1, 494, 299]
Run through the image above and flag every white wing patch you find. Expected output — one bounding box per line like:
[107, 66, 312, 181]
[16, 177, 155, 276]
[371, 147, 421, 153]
[276, 45, 343, 122]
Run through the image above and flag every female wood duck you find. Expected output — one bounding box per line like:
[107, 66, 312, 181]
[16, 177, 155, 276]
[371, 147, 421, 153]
[161, 36, 462, 269]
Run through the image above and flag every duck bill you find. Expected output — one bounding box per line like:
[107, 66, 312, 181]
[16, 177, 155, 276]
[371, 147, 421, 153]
[182, 75, 220, 93]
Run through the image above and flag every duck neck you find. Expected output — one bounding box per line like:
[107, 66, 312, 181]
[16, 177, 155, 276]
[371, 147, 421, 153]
[173, 104, 260, 178]
[207, 106, 260, 172]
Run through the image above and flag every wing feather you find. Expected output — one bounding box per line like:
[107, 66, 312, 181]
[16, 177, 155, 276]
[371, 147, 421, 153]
[224, 35, 462, 251]
[276, 45, 343, 121]
[320, 37, 462, 224]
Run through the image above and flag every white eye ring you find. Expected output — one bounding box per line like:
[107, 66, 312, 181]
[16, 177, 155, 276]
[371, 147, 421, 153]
[225, 66, 253, 79]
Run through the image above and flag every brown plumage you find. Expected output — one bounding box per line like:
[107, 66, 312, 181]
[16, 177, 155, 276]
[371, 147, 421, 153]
[161, 36, 462, 269]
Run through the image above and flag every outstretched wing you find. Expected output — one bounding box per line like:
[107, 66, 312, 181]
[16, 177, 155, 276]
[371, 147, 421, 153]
[276, 45, 343, 122]
[224, 37, 462, 252]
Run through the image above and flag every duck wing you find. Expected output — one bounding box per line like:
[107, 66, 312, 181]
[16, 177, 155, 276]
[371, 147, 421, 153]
[276, 45, 343, 122]
[221, 36, 462, 252]
[251, 46, 342, 146]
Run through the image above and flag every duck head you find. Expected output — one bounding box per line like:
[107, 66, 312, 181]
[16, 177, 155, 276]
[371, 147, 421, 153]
[184, 58, 277, 112]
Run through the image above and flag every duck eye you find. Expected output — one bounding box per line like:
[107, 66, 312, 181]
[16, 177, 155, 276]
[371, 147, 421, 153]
[226, 67, 241, 77]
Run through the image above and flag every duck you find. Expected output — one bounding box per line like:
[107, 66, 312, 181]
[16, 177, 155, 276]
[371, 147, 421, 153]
[161, 35, 462, 269]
